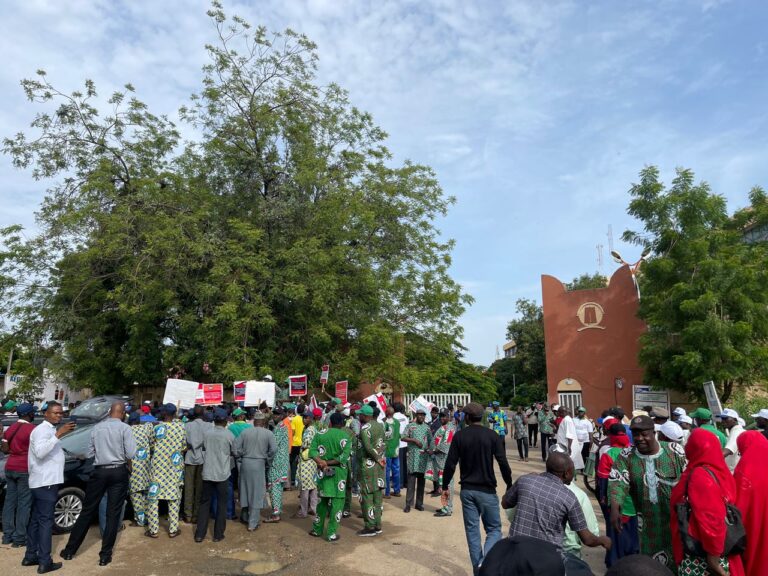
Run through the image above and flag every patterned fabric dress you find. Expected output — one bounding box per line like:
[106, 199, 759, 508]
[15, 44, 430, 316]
[147, 420, 186, 534]
[404, 422, 433, 474]
[609, 442, 686, 573]
[129, 422, 154, 526]
[267, 420, 290, 516]
[297, 424, 319, 491]
[309, 427, 352, 541]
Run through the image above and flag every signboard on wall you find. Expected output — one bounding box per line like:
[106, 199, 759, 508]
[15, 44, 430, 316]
[632, 385, 670, 414]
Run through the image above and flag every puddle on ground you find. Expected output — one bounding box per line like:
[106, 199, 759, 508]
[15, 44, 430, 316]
[225, 550, 284, 574]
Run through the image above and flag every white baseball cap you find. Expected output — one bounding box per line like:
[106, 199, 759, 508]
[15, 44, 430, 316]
[672, 407, 686, 416]
[659, 421, 684, 442]
[552, 404, 561, 411]
[751, 408, 768, 419]
[678, 414, 693, 425]
[718, 408, 740, 420]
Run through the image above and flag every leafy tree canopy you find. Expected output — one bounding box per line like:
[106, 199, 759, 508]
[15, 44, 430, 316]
[0, 3, 471, 395]
[490, 298, 547, 405]
[623, 166, 768, 402]
[565, 272, 607, 291]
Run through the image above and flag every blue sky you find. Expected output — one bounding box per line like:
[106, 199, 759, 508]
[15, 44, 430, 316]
[2, 0, 768, 365]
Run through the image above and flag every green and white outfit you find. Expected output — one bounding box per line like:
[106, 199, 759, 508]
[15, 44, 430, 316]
[427, 422, 456, 514]
[267, 421, 290, 517]
[358, 420, 385, 530]
[309, 427, 352, 541]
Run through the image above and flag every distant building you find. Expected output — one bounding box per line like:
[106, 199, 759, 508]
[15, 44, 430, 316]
[743, 221, 768, 244]
[502, 340, 517, 359]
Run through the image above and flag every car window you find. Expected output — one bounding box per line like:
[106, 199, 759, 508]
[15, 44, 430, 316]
[70, 398, 112, 420]
[59, 424, 93, 456]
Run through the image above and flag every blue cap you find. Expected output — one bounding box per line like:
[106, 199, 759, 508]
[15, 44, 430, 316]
[213, 408, 228, 422]
[163, 403, 177, 415]
[128, 411, 141, 424]
[16, 403, 36, 416]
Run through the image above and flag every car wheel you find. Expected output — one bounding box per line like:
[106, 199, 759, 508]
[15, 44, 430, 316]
[53, 486, 85, 534]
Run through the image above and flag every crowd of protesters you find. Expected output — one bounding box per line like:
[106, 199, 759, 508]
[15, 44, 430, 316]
[3, 391, 768, 575]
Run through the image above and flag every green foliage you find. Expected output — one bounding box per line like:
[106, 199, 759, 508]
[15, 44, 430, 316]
[565, 272, 607, 291]
[490, 298, 547, 405]
[0, 4, 470, 394]
[622, 166, 768, 402]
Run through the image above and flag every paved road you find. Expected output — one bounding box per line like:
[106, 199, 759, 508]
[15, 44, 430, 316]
[3, 442, 607, 576]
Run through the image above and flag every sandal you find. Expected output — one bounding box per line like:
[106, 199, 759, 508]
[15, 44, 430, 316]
[169, 530, 181, 538]
[144, 531, 159, 539]
[263, 516, 281, 523]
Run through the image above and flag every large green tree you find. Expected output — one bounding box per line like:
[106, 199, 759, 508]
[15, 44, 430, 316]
[0, 3, 470, 394]
[490, 298, 547, 405]
[623, 166, 768, 402]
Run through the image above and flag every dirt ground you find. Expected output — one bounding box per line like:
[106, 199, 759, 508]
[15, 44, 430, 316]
[2, 444, 607, 576]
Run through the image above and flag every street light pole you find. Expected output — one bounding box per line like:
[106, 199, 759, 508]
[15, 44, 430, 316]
[513, 373, 516, 399]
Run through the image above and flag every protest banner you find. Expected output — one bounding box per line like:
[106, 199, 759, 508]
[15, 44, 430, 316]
[289, 374, 308, 397]
[244, 380, 276, 407]
[234, 381, 246, 403]
[195, 383, 224, 406]
[309, 394, 319, 412]
[335, 380, 349, 404]
[408, 395, 436, 422]
[363, 392, 388, 414]
[163, 378, 199, 410]
[320, 364, 330, 385]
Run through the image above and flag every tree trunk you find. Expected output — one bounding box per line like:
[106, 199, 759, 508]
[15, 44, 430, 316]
[720, 380, 733, 404]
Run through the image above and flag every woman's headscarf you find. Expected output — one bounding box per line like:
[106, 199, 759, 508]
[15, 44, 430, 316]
[681, 428, 736, 499]
[608, 423, 630, 448]
[736, 429, 768, 458]
[734, 431, 768, 575]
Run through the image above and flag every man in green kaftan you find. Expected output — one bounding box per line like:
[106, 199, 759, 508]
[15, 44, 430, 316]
[609, 415, 685, 574]
[402, 408, 433, 513]
[355, 405, 385, 536]
[308, 412, 352, 542]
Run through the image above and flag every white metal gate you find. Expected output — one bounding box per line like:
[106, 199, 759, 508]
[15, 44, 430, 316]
[402, 393, 472, 412]
[558, 392, 583, 416]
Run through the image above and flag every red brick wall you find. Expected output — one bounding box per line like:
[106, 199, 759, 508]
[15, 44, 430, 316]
[541, 266, 647, 417]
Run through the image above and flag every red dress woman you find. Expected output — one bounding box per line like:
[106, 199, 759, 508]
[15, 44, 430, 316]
[734, 431, 768, 576]
[670, 428, 745, 576]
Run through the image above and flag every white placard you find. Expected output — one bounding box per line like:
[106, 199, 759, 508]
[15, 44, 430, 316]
[244, 380, 276, 407]
[162, 378, 199, 409]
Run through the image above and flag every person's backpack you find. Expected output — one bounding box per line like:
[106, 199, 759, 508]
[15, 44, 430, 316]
[676, 466, 747, 557]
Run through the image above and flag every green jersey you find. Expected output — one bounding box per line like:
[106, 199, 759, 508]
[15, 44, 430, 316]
[309, 427, 352, 499]
[384, 418, 401, 458]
